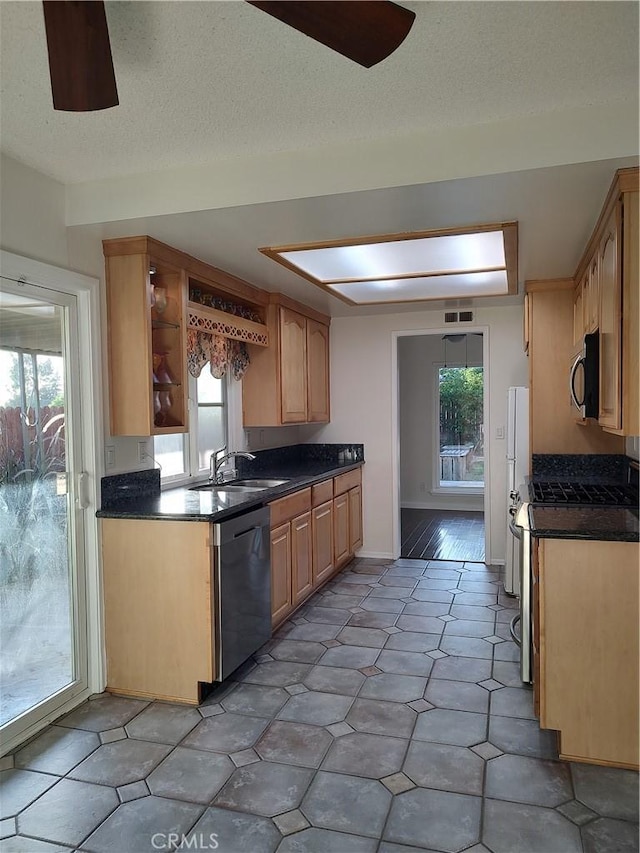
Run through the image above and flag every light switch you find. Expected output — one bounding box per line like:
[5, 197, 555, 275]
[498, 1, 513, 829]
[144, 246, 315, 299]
[496, 426, 505, 439]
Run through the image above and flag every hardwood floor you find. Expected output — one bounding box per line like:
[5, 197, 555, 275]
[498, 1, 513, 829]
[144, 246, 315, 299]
[401, 508, 485, 562]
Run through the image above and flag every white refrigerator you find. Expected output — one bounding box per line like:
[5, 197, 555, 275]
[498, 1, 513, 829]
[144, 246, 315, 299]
[505, 386, 529, 595]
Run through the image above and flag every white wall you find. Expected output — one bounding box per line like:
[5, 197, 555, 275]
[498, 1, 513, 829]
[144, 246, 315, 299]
[0, 154, 68, 268]
[313, 305, 528, 564]
[399, 333, 484, 511]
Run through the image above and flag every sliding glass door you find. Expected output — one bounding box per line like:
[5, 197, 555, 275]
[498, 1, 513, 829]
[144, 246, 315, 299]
[0, 278, 88, 745]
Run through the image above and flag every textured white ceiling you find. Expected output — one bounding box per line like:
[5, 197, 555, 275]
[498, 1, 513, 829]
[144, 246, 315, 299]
[0, 1, 637, 184]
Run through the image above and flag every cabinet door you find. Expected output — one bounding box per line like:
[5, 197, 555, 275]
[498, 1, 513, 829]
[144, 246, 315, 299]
[598, 205, 622, 430]
[586, 255, 599, 332]
[270, 522, 292, 626]
[333, 492, 350, 568]
[348, 485, 363, 554]
[572, 277, 585, 348]
[279, 308, 307, 423]
[312, 500, 334, 586]
[105, 249, 188, 436]
[291, 512, 313, 606]
[307, 319, 330, 422]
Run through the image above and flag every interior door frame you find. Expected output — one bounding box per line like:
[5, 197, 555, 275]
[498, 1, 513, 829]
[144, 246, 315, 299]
[0, 250, 104, 756]
[391, 325, 491, 563]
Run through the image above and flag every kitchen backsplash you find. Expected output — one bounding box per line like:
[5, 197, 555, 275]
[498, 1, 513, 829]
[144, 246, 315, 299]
[236, 443, 364, 475]
[101, 468, 161, 508]
[531, 454, 629, 483]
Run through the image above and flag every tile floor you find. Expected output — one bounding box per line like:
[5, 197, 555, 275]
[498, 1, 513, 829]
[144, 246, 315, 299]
[1, 557, 638, 853]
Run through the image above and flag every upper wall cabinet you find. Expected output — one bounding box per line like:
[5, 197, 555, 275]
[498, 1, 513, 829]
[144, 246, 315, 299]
[104, 242, 188, 436]
[242, 294, 331, 427]
[104, 236, 269, 436]
[573, 168, 639, 436]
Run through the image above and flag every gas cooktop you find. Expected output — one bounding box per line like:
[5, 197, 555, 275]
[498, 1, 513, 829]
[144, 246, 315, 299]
[529, 481, 638, 507]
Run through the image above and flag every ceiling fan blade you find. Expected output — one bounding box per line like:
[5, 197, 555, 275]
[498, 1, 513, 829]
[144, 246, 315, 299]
[247, 1, 415, 68]
[42, 1, 118, 111]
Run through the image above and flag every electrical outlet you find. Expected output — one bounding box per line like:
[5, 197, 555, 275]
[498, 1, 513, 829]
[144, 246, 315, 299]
[105, 446, 115, 468]
[419, 482, 426, 493]
[137, 441, 148, 463]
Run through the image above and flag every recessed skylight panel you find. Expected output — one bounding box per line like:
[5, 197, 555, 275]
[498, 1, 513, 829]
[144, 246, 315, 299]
[281, 230, 506, 282]
[259, 222, 517, 306]
[328, 270, 509, 304]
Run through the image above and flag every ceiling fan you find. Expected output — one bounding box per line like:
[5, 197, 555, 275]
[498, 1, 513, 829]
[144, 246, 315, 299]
[42, 0, 416, 112]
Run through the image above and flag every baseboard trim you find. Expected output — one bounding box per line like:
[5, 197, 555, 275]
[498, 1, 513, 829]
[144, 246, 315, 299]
[356, 551, 395, 560]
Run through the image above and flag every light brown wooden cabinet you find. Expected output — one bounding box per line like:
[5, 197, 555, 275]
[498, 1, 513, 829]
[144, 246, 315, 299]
[525, 282, 623, 455]
[242, 294, 330, 427]
[270, 521, 293, 625]
[572, 168, 639, 436]
[269, 466, 363, 627]
[598, 205, 622, 430]
[349, 484, 363, 553]
[104, 242, 188, 436]
[312, 500, 335, 586]
[280, 307, 308, 423]
[101, 518, 215, 704]
[333, 492, 350, 568]
[103, 235, 269, 437]
[306, 319, 330, 422]
[291, 511, 313, 605]
[528, 168, 638, 444]
[334, 468, 363, 569]
[535, 537, 639, 769]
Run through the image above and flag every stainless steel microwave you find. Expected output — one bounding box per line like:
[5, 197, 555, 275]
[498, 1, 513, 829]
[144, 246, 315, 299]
[570, 332, 599, 419]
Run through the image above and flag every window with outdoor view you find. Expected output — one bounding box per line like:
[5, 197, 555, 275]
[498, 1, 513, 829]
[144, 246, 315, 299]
[153, 370, 227, 482]
[438, 366, 484, 489]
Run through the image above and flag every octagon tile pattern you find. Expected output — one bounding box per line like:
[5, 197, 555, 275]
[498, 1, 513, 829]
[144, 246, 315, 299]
[1, 557, 636, 853]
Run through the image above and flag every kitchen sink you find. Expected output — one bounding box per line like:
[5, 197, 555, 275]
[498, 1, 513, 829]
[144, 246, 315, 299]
[189, 478, 289, 493]
[232, 479, 289, 488]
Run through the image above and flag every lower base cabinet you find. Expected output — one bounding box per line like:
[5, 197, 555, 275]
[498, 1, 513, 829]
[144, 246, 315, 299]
[292, 511, 313, 605]
[312, 500, 334, 585]
[536, 537, 639, 769]
[101, 518, 215, 704]
[270, 467, 363, 628]
[333, 492, 350, 568]
[270, 522, 292, 626]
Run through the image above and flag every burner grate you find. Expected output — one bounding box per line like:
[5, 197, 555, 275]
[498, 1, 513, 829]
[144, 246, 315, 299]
[530, 481, 637, 507]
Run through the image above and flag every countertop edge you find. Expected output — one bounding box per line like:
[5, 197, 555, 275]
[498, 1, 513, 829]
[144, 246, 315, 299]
[97, 461, 364, 523]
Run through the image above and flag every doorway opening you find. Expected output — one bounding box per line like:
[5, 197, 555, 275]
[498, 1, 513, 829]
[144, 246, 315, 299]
[397, 331, 486, 562]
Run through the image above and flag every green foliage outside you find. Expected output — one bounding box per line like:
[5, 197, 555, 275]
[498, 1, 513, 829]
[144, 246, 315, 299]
[4, 353, 64, 408]
[439, 366, 484, 449]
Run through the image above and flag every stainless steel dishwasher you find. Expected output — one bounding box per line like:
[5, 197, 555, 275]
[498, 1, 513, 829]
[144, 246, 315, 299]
[213, 506, 271, 680]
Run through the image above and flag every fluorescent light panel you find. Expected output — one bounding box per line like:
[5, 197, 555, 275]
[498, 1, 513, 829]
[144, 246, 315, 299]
[281, 231, 506, 282]
[328, 270, 509, 304]
[259, 223, 517, 305]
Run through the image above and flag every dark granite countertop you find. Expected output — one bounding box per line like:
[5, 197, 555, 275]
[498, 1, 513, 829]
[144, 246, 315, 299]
[97, 455, 364, 523]
[530, 505, 639, 542]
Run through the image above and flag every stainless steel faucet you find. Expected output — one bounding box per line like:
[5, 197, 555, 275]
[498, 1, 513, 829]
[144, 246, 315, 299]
[209, 447, 256, 484]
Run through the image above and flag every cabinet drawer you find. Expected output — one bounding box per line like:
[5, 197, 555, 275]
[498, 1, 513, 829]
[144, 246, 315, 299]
[312, 479, 333, 507]
[333, 467, 361, 496]
[270, 488, 311, 527]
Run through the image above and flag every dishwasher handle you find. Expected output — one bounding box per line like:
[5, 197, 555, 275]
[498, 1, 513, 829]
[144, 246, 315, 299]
[213, 505, 271, 546]
[233, 524, 263, 539]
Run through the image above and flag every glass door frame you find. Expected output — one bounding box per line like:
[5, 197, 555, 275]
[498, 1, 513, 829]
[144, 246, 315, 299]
[0, 251, 103, 756]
